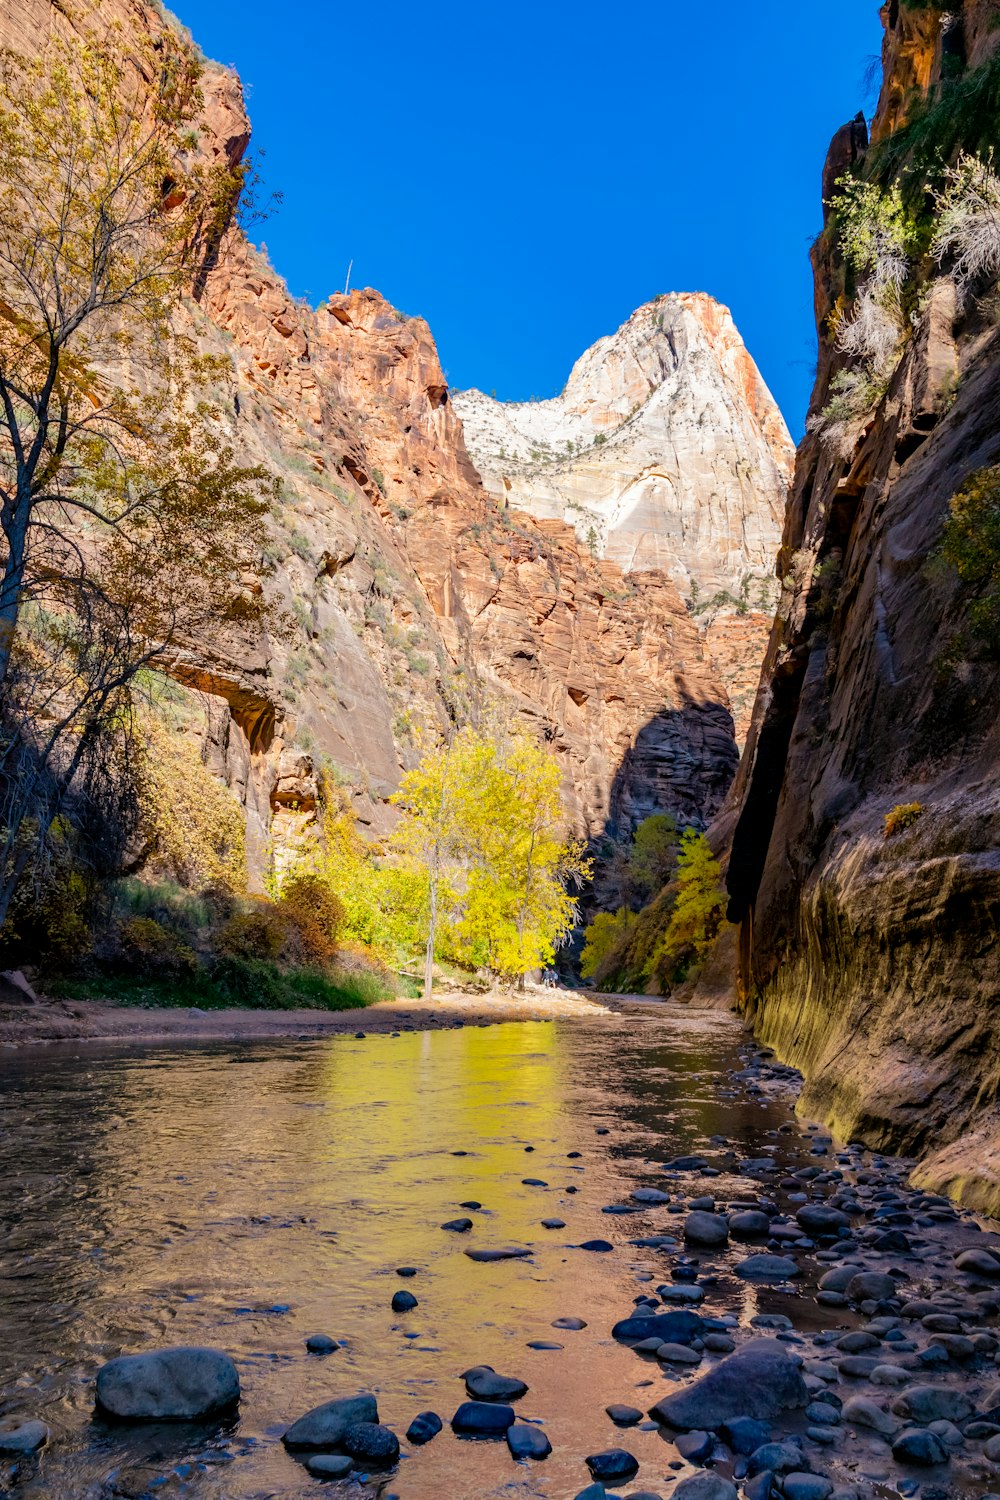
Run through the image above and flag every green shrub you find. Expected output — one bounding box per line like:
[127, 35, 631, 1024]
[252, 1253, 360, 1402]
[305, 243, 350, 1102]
[215, 903, 287, 960]
[120, 916, 198, 976]
[937, 464, 1000, 655]
[210, 954, 289, 1007]
[884, 802, 925, 838]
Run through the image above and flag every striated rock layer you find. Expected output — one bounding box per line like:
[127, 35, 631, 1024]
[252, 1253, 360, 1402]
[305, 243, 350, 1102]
[455, 298, 794, 744]
[0, 0, 774, 865]
[726, 1, 1000, 1211]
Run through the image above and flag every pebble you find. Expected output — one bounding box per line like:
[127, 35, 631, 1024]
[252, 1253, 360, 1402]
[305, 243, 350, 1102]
[305, 1334, 338, 1354]
[391, 1290, 417, 1312]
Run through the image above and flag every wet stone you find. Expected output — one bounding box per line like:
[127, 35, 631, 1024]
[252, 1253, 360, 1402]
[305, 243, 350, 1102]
[507, 1422, 551, 1459]
[305, 1334, 338, 1354]
[606, 1403, 642, 1425]
[0, 1422, 49, 1456]
[391, 1290, 417, 1312]
[341, 1422, 399, 1464]
[684, 1211, 729, 1247]
[405, 1411, 442, 1445]
[462, 1365, 527, 1401]
[304, 1453, 353, 1479]
[736, 1253, 800, 1281]
[892, 1428, 949, 1465]
[451, 1400, 516, 1435]
[284, 1394, 379, 1450]
[95, 1347, 241, 1421]
[585, 1448, 639, 1481]
[676, 1429, 714, 1462]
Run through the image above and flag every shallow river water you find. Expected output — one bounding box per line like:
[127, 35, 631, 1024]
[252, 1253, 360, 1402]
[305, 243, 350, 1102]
[0, 1006, 991, 1499]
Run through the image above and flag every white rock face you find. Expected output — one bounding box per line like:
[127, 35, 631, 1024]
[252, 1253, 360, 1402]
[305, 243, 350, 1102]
[453, 294, 794, 604]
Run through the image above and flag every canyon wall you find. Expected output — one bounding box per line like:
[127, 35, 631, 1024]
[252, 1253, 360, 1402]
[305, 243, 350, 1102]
[0, 0, 780, 870]
[726, 0, 1000, 1210]
[454, 298, 794, 744]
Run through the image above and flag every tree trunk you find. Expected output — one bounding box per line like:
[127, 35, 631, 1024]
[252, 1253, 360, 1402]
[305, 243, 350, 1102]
[423, 876, 438, 1002]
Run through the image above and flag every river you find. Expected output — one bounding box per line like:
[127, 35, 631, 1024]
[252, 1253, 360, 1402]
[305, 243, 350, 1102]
[0, 1005, 993, 1498]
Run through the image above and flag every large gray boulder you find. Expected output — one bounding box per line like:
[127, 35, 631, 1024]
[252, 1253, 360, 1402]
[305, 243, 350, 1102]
[890, 1385, 974, 1425]
[95, 1347, 240, 1421]
[283, 1393, 378, 1449]
[649, 1339, 808, 1430]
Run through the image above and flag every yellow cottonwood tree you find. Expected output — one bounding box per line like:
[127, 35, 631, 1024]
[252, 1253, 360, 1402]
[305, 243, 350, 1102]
[392, 725, 590, 992]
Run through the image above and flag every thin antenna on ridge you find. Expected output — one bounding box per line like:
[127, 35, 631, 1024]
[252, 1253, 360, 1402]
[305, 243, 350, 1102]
[344, 259, 353, 295]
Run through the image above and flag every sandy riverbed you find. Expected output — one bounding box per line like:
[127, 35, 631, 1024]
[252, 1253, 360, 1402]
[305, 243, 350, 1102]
[0, 986, 618, 1050]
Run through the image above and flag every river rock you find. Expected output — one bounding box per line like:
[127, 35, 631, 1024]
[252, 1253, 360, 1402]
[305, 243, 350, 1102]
[720, 1416, 771, 1454]
[305, 1454, 353, 1479]
[406, 1411, 442, 1444]
[676, 1429, 714, 1462]
[465, 1246, 533, 1262]
[612, 1310, 703, 1343]
[0, 1422, 49, 1455]
[891, 1386, 974, 1424]
[284, 1394, 379, 1449]
[955, 1248, 1000, 1278]
[672, 1474, 738, 1499]
[507, 1423, 551, 1459]
[95, 1347, 240, 1421]
[684, 1211, 729, 1247]
[442, 1217, 474, 1233]
[784, 1477, 833, 1500]
[846, 1272, 899, 1302]
[748, 1441, 809, 1474]
[796, 1205, 850, 1235]
[342, 1422, 399, 1463]
[841, 1397, 899, 1437]
[649, 1339, 807, 1429]
[735, 1254, 800, 1281]
[892, 1427, 948, 1464]
[451, 1400, 515, 1435]
[607, 1404, 643, 1425]
[730, 1210, 771, 1239]
[657, 1342, 701, 1364]
[306, 1334, 338, 1354]
[462, 1365, 527, 1401]
[391, 1290, 417, 1312]
[585, 1448, 639, 1480]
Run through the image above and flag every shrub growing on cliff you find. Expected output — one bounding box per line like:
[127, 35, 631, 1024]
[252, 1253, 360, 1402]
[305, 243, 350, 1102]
[884, 802, 925, 838]
[829, 178, 917, 371]
[932, 151, 1000, 297]
[935, 464, 1000, 657]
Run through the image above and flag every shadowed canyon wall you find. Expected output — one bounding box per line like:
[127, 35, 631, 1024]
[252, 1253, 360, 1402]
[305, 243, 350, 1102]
[726, 0, 1000, 1211]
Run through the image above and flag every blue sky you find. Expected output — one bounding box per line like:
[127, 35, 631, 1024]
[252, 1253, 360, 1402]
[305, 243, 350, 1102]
[174, 0, 884, 439]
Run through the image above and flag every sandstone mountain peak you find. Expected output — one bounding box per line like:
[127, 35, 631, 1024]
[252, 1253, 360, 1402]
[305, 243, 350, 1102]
[453, 293, 794, 602]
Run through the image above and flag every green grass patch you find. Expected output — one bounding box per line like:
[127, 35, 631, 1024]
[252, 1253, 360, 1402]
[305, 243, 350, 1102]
[50, 958, 397, 1012]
